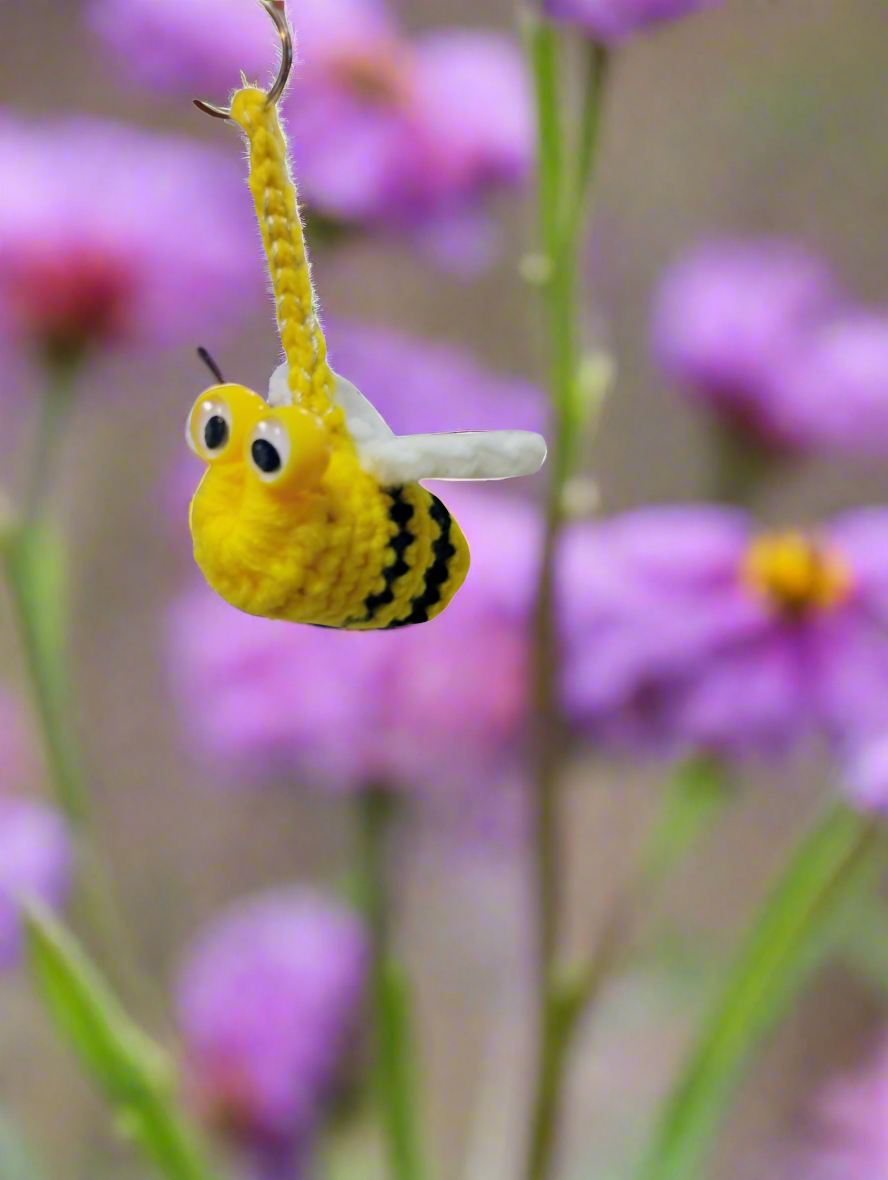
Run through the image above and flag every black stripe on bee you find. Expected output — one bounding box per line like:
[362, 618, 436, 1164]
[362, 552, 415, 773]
[363, 486, 416, 621]
[386, 494, 456, 629]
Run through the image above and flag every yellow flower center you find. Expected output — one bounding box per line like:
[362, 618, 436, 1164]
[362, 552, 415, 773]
[743, 531, 852, 617]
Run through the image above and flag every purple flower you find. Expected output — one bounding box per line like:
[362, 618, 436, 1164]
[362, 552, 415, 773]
[768, 312, 888, 458]
[89, 0, 282, 95]
[564, 505, 888, 759]
[0, 695, 71, 967]
[543, 0, 725, 43]
[0, 799, 72, 967]
[88, 0, 533, 243]
[177, 889, 367, 1173]
[651, 240, 842, 451]
[792, 1035, 888, 1180]
[169, 488, 539, 793]
[842, 733, 888, 815]
[0, 114, 258, 367]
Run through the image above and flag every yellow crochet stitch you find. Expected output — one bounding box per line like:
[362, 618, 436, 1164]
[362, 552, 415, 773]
[186, 1, 545, 630]
[230, 88, 341, 433]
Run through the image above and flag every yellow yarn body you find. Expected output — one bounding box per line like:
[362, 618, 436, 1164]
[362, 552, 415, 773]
[187, 88, 471, 628]
[191, 454, 470, 628]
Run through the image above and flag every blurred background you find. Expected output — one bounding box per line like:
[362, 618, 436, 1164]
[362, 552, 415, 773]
[3, 1, 888, 1179]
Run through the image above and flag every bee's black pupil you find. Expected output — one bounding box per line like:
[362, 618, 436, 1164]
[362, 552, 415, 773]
[204, 415, 228, 450]
[252, 439, 281, 474]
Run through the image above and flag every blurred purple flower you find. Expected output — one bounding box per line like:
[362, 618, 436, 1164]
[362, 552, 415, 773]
[0, 799, 72, 967]
[169, 488, 539, 793]
[0, 695, 71, 967]
[791, 1035, 888, 1180]
[328, 320, 546, 436]
[89, 0, 533, 248]
[651, 240, 842, 451]
[543, 0, 724, 43]
[768, 312, 888, 458]
[564, 505, 888, 759]
[177, 889, 367, 1174]
[842, 733, 888, 815]
[0, 114, 258, 367]
[89, 0, 282, 94]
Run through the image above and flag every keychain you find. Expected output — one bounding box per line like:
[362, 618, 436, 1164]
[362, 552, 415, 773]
[186, 0, 547, 629]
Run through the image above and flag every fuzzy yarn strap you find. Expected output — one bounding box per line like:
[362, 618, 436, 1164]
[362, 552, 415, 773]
[229, 87, 346, 437]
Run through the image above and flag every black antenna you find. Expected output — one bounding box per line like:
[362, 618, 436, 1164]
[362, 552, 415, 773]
[197, 346, 225, 385]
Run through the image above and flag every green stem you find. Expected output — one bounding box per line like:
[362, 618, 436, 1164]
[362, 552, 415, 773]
[565, 41, 609, 254]
[23, 375, 75, 523]
[3, 368, 163, 1024]
[637, 756, 734, 890]
[633, 802, 884, 1180]
[356, 790, 427, 1180]
[4, 369, 83, 822]
[524, 975, 584, 1180]
[25, 901, 215, 1180]
[128, 1092, 216, 1180]
[529, 18, 563, 267]
[524, 20, 609, 1180]
[5, 524, 84, 823]
[524, 758, 730, 1180]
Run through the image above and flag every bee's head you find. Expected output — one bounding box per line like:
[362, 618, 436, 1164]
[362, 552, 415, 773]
[187, 392, 333, 617]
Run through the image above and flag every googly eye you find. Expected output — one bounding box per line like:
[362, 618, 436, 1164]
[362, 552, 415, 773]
[247, 416, 291, 483]
[188, 396, 233, 459]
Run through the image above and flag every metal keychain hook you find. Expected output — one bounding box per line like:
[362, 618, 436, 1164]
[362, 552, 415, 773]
[193, 0, 293, 120]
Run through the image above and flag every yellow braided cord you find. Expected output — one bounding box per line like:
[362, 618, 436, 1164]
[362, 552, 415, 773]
[229, 88, 346, 437]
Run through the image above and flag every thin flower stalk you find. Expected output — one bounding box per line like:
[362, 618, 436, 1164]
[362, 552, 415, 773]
[2, 368, 161, 1023]
[525, 16, 609, 1180]
[525, 756, 731, 1180]
[633, 803, 884, 1180]
[3, 367, 83, 823]
[356, 789, 428, 1180]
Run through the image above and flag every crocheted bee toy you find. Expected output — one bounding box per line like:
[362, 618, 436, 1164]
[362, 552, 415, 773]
[186, 0, 546, 630]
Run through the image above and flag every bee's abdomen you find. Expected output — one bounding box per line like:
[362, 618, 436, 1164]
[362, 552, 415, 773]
[356, 485, 469, 630]
[385, 492, 462, 628]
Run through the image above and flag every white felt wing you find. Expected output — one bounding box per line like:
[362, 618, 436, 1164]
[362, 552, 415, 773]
[267, 360, 291, 407]
[267, 363, 394, 444]
[331, 373, 394, 444]
[356, 430, 548, 485]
